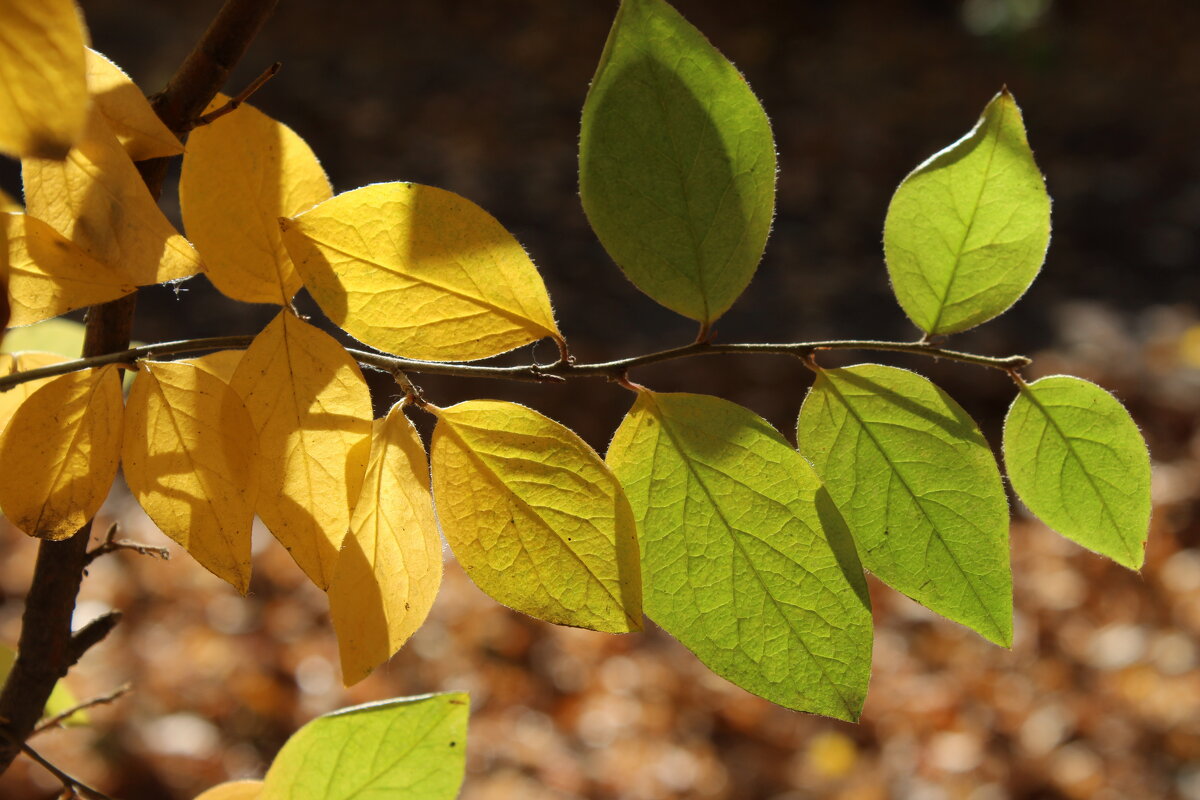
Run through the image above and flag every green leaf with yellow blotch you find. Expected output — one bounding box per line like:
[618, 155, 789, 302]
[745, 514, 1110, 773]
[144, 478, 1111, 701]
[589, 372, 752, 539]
[798, 364, 1012, 645]
[329, 404, 442, 685]
[281, 182, 562, 362]
[884, 90, 1050, 334]
[123, 361, 258, 593]
[1004, 376, 1151, 569]
[579, 0, 776, 325]
[430, 400, 641, 632]
[607, 391, 872, 721]
[260, 694, 468, 800]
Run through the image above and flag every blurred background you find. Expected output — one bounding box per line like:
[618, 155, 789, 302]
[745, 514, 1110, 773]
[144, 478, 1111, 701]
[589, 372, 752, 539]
[2, 0, 1200, 797]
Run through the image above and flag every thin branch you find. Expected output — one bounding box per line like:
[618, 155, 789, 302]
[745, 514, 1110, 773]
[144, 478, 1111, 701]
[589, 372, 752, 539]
[84, 523, 170, 566]
[17, 743, 117, 800]
[191, 61, 281, 128]
[31, 684, 132, 737]
[0, 335, 1032, 393]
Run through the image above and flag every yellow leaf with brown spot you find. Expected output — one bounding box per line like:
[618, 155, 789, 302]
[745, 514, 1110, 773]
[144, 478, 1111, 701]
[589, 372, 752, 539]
[86, 49, 183, 161]
[3, 212, 135, 326]
[230, 311, 371, 589]
[193, 781, 263, 800]
[22, 110, 203, 286]
[431, 400, 641, 632]
[0, 0, 89, 160]
[281, 182, 561, 361]
[123, 361, 258, 593]
[182, 100, 332, 305]
[329, 404, 442, 685]
[0, 351, 67, 433]
[0, 365, 123, 539]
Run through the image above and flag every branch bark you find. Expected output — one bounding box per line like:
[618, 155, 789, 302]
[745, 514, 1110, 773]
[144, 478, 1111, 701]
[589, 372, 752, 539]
[0, 0, 278, 774]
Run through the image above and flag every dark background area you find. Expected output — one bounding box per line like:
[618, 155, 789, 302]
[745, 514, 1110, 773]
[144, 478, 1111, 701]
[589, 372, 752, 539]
[2, 1, 1200, 798]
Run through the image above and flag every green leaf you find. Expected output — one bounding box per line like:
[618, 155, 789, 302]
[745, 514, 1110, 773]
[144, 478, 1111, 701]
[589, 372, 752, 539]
[0, 644, 87, 726]
[260, 693, 468, 800]
[1003, 376, 1151, 569]
[883, 89, 1051, 334]
[797, 364, 1012, 645]
[607, 391, 872, 721]
[430, 400, 642, 633]
[579, 0, 776, 325]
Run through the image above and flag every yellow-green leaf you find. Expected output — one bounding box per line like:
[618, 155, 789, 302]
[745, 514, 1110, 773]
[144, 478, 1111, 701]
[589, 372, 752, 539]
[329, 404, 442, 685]
[230, 311, 372, 589]
[1, 317, 86, 356]
[282, 182, 562, 362]
[85, 48, 183, 161]
[884, 90, 1051, 334]
[123, 361, 258, 593]
[193, 781, 263, 800]
[1003, 376, 1151, 569]
[182, 99, 332, 305]
[430, 400, 641, 632]
[22, 110, 203, 286]
[3, 212, 135, 326]
[0, 0, 89, 159]
[0, 365, 123, 539]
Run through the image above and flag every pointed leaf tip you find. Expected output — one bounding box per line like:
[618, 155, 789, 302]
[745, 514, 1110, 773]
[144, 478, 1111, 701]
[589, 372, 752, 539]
[884, 90, 1050, 335]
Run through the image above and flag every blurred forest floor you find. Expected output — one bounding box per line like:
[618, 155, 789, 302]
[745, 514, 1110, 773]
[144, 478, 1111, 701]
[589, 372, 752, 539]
[2, 0, 1200, 797]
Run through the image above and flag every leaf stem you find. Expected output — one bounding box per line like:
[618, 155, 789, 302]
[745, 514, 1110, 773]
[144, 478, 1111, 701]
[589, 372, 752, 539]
[0, 335, 1031, 392]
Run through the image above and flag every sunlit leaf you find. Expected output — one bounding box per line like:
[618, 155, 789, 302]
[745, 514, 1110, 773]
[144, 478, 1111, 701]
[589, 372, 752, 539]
[1, 317, 86, 356]
[884, 90, 1051, 334]
[329, 404, 442, 685]
[0, 351, 67, 434]
[230, 311, 371, 589]
[85, 49, 183, 161]
[260, 693, 468, 800]
[123, 361, 258, 593]
[0, 0, 89, 159]
[0, 188, 20, 212]
[798, 364, 1012, 645]
[579, 0, 776, 325]
[281, 182, 562, 362]
[22, 109, 203, 286]
[607, 391, 872, 720]
[431, 400, 641, 632]
[1004, 375, 1151, 569]
[182, 99, 332, 305]
[0, 365, 123, 540]
[0, 644, 88, 727]
[185, 349, 245, 384]
[3, 212, 135, 326]
[193, 781, 263, 800]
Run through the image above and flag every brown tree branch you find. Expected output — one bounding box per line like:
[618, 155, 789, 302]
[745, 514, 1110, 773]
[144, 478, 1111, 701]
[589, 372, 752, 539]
[0, 0, 279, 775]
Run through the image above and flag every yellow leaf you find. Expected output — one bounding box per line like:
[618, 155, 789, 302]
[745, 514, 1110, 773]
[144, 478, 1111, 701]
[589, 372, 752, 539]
[0, 351, 67, 433]
[329, 404, 443, 685]
[0, 188, 21, 213]
[22, 109, 203, 286]
[0, 0, 89, 159]
[230, 311, 371, 589]
[123, 362, 257, 593]
[430, 400, 641, 632]
[281, 182, 562, 361]
[0, 365, 123, 539]
[193, 781, 263, 800]
[3, 212, 135, 326]
[85, 49, 183, 161]
[181, 99, 333, 305]
[186, 349, 245, 384]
